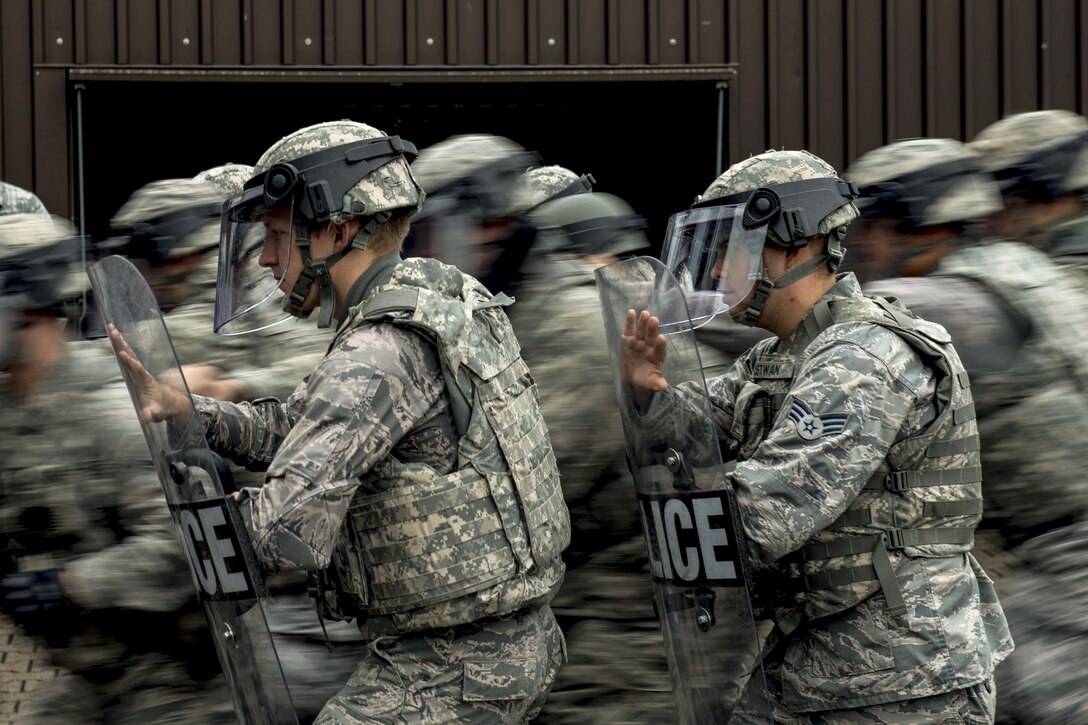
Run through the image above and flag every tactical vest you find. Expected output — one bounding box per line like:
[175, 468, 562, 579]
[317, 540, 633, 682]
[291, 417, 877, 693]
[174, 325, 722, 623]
[322, 257, 570, 634]
[735, 295, 982, 622]
[938, 241, 1088, 534]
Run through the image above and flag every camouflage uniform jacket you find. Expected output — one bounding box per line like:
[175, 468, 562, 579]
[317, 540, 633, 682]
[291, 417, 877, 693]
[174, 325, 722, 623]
[195, 254, 567, 637]
[0, 351, 194, 670]
[937, 240, 1088, 535]
[641, 273, 1012, 712]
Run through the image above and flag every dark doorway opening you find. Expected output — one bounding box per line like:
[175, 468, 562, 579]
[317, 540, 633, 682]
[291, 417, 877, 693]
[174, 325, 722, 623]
[76, 78, 722, 253]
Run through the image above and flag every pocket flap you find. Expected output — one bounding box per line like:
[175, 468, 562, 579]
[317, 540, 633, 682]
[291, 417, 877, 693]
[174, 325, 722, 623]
[462, 657, 542, 702]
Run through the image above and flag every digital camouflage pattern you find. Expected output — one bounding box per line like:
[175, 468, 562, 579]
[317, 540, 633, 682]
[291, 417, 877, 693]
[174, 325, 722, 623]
[255, 120, 425, 222]
[192, 253, 566, 719]
[192, 162, 255, 199]
[505, 246, 676, 722]
[313, 602, 562, 724]
[0, 180, 48, 216]
[641, 274, 1011, 715]
[697, 149, 859, 236]
[845, 139, 1003, 227]
[968, 110, 1088, 194]
[523, 165, 582, 209]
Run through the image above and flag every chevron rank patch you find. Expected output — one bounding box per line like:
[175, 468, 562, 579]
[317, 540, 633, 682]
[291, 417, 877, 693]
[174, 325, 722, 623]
[787, 398, 850, 440]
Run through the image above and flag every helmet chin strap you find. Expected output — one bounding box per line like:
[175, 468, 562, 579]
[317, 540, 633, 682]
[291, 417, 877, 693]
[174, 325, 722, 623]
[284, 212, 391, 328]
[731, 234, 844, 327]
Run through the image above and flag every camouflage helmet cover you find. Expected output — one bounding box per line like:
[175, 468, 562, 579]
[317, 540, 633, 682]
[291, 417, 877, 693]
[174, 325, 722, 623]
[523, 165, 582, 209]
[697, 149, 859, 240]
[968, 109, 1088, 194]
[192, 163, 255, 200]
[530, 191, 649, 258]
[253, 120, 424, 222]
[0, 213, 83, 306]
[844, 138, 1003, 226]
[111, 178, 223, 259]
[411, 133, 535, 218]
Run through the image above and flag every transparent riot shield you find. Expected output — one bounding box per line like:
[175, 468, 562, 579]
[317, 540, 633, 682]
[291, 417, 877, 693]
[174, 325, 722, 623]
[595, 256, 772, 723]
[87, 255, 297, 725]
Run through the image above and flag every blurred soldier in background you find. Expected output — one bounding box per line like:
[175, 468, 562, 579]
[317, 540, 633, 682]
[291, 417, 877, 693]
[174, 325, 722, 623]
[621, 149, 1011, 722]
[413, 141, 679, 721]
[845, 137, 1088, 724]
[0, 213, 233, 724]
[0, 179, 48, 216]
[116, 119, 569, 722]
[969, 109, 1088, 271]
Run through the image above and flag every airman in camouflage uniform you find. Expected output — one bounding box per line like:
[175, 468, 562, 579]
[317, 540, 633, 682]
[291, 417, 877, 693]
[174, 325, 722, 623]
[847, 137, 1088, 724]
[120, 120, 569, 723]
[969, 110, 1088, 270]
[621, 150, 1012, 723]
[0, 213, 233, 724]
[0, 180, 48, 216]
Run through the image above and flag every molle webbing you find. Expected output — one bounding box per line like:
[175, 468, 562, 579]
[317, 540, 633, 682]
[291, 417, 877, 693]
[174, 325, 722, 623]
[786, 293, 980, 617]
[343, 469, 518, 612]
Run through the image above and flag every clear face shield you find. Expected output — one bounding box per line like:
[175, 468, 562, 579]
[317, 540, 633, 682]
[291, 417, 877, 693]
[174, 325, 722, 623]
[659, 203, 768, 329]
[215, 186, 295, 335]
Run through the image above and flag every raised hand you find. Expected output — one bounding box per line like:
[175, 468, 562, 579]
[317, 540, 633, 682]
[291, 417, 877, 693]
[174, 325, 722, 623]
[107, 324, 192, 425]
[619, 309, 670, 395]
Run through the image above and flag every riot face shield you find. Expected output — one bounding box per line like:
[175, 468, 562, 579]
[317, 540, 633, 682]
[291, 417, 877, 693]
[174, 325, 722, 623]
[88, 255, 297, 725]
[215, 188, 294, 335]
[595, 255, 772, 723]
[660, 203, 767, 327]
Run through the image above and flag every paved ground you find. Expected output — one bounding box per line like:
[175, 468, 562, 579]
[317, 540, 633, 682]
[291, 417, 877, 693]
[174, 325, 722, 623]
[0, 614, 60, 725]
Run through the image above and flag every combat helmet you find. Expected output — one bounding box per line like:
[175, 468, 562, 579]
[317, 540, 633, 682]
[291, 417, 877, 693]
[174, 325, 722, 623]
[530, 191, 648, 259]
[411, 134, 539, 221]
[969, 109, 1088, 201]
[110, 178, 224, 263]
[845, 138, 1002, 229]
[523, 165, 596, 211]
[665, 149, 859, 326]
[219, 120, 423, 331]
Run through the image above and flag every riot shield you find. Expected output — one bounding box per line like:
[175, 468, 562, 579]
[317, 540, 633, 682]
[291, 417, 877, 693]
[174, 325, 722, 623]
[87, 255, 297, 725]
[595, 256, 772, 723]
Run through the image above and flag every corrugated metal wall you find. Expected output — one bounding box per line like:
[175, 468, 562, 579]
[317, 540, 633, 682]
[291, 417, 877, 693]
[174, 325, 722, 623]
[1, 0, 1086, 217]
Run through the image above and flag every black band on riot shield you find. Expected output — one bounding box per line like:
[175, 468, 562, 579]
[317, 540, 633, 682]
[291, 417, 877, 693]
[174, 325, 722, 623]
[637, 489, 745, 587]
[170, 497, 265, 602]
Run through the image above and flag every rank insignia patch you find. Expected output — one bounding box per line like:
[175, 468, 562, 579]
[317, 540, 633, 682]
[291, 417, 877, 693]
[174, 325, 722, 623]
[787, 398, 850, 440]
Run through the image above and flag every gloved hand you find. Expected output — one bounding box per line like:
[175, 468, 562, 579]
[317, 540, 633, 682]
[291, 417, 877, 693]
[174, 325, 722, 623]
[0, 569, 77, 645]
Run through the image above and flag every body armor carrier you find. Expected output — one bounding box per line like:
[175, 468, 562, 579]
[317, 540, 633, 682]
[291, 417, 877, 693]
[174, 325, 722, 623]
[938, 241, 1088, 535]
[321, 258, 569, 634]
[735, 295, 981, 622]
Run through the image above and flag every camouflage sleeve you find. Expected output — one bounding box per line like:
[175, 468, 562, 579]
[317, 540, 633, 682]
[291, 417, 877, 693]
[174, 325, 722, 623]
[63, 383, 194, 612]
[237, 324, 446, 572]
[730, 326, 931, 567]
[194, 394, 294, 471]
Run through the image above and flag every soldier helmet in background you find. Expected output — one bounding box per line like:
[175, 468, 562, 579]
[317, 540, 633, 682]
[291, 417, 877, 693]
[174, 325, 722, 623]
[0, 214, 80, 366]
[110, 178, 224, 263]
[411, 134, 539, 221]
[968, 109, 1088, 201]
[218, 119, 423, 331]
[845, 138, 1003, 229]
[523, 165, 596, 211]
[192, 163, 256, 200]
[663, 149, 860, 327]
[530, 191, 649, 259]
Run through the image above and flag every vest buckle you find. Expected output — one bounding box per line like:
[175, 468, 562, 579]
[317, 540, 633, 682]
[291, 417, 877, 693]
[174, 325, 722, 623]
[884, 471, 911, 493]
